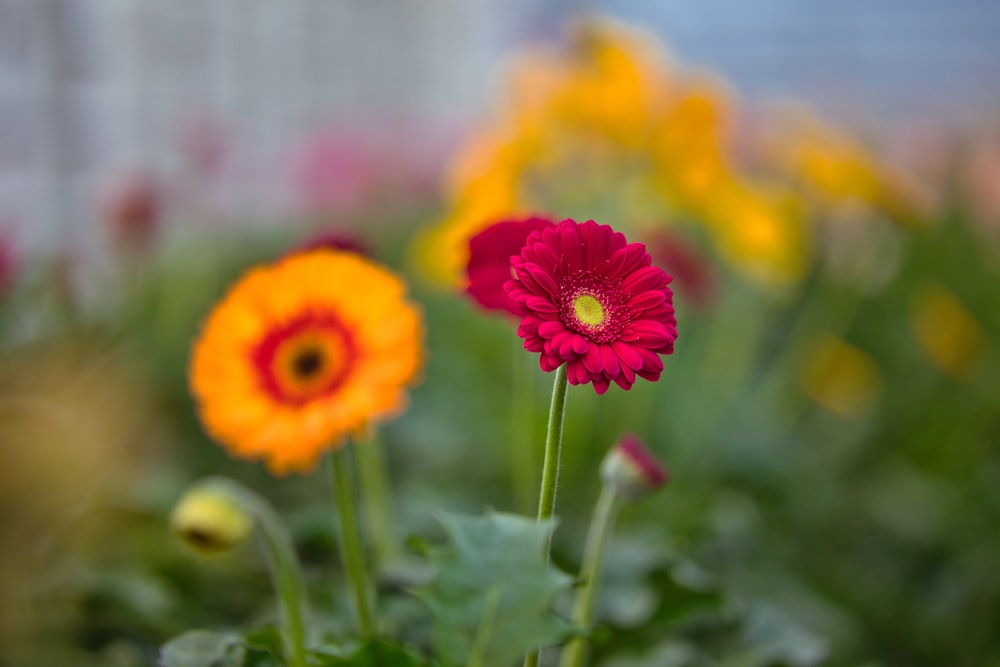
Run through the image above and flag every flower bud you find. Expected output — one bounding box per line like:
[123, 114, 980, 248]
[170, 484, 253, 556]
[100, 170, 161, 255]
[600, 434, 669, 502]
[293, 227, 371, 258]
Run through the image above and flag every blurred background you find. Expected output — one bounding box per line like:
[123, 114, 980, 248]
[1, 1, 999, 666]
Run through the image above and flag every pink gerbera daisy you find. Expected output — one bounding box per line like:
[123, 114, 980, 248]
[465, 216, 557, 317]
[504, 219, 677, 394]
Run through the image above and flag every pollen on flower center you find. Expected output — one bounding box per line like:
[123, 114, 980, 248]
[574, 294, 605, 326]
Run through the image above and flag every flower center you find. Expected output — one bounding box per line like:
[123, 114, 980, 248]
[291, 346, 324, 378]
[573, 294, 605, 326]
[560, 271, 629, 343]
[252, 311, 357, 406]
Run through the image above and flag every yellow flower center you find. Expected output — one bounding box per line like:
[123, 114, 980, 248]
[573, 294, 605, 326]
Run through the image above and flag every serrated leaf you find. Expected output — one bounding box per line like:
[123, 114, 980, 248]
[159, 630, 245, 667]
[415, 511, 573, 667]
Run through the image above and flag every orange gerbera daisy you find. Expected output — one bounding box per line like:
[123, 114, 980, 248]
[189, 250, 423, 474]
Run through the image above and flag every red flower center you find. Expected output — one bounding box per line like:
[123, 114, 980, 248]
[251, 310, 357, 405]
[559, 271, 629, 343]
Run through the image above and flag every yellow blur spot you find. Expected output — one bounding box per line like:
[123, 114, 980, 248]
[799, 333, 882, 418]
[911, 282, 987, 380]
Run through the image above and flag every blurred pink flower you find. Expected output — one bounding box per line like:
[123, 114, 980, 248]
[288, 119, 458, 217]
[291, 127, 384, 214]
[963, 131, 1000, 236]
[99, 170, 162, 254]
[647, 228, 717, 313]
[0, 231, 17, 298]
[178, 112, 230, 178]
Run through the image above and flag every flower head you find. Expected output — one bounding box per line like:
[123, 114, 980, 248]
[189, 250, 423, 474]
[465, 216, 556, 316]
[504, 219, 677, 394]
[600, 434, 669, 502]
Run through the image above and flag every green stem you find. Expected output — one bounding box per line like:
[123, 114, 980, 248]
[212, 479, 309, 667]
[330, 447, 377, 639]
[537, 363, 569, 549]
[523, 363, 570, 667]
[354, 430, 400, 570]
[558, 487, 620, 667]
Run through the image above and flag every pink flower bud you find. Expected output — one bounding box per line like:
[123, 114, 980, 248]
[600, 434, 669, 502]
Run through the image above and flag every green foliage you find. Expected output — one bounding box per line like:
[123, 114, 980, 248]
[415, 511, 574, 667]
[309, 639, 428, 666]
[161, 627, 428, 667]
[160, 630, 245, 667]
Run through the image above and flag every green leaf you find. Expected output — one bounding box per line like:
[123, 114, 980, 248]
[159, 630, 245, 667]
[308, 638, 428, 666]
[242, 626, 284, 667]
[415, 511, 573, 667]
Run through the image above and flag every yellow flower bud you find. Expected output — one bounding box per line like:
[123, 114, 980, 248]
[170, 485, 253, 556]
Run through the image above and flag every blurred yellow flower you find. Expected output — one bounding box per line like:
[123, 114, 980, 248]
[651, 82, 735, 214]
[764, 107, 917, 224]
[910, 282, 987, 380]
[707, 182, 810, 287]
[798, 333, 882, 417]
[190, 250, 424, 474]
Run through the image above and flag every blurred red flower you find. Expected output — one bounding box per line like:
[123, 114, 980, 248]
[465, 216, 557, 317]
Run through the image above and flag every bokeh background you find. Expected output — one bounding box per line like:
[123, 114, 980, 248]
[1, 1, 1000, 666]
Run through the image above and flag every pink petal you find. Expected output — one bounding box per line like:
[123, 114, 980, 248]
[604, 247, 628, 277]
[533, 243, 559, 271]
[635, 347, 665, 374]
[611, 341, 644, 370]
[567, 360, 589, 385]
[619, 363, 636, 386]
[583, 345, 604, 374]
[621, 265, 666, 294]
[600, 344, 621, 378]
[526, 265, 560, 299]
[553, 331, 574, 357]
[559, 224, 582, 270]
[628, 290, 667, 311]
[540, 354, 562, 372]
[526, 295, 559, 314]
[613, 373, 634, 390]
[636, 367, 662, 382]
[621, 243, 652, 275]
[538, 320, 563, 338]
[632, 320, 674, 347]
